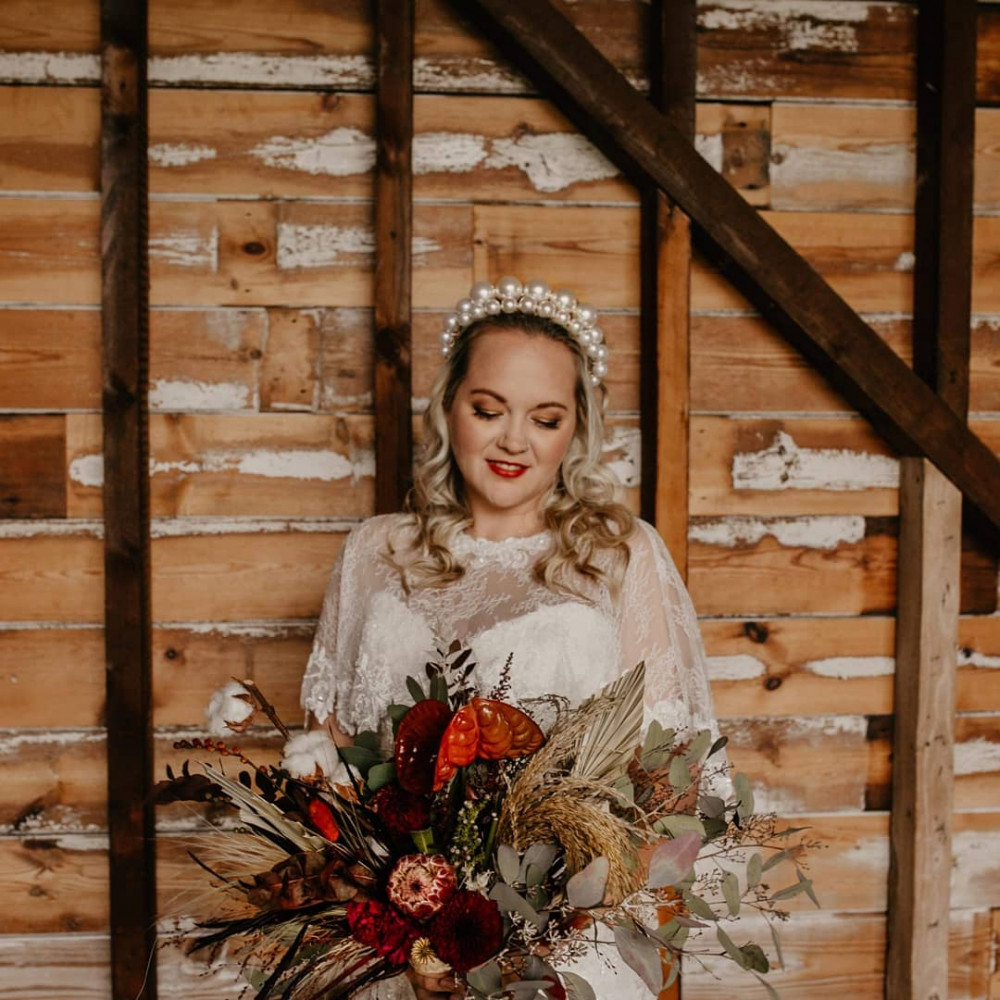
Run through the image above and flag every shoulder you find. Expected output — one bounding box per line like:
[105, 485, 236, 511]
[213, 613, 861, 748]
[339, 513, 416, 564]
[621, 518, 680, 576]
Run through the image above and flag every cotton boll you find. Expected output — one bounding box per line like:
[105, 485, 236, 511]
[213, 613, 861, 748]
[205, 681, 256, 735]
[281, 730, 354, 785]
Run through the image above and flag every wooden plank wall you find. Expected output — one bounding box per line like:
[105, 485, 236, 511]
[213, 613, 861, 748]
[0, 1, 998, 996]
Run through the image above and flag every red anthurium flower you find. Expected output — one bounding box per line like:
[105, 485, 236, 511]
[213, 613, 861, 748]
[307, 798, 340, 842]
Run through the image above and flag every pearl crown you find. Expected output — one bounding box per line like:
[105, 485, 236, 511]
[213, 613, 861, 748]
[439, 276, 609, 387]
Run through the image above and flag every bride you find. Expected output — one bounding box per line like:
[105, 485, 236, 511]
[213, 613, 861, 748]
[296, 277, 725, 999]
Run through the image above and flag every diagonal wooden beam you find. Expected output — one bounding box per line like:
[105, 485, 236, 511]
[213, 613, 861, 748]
[100, 1, 156, 997]
[374, 0, 414, 513]
[456, 0, 1000, 543]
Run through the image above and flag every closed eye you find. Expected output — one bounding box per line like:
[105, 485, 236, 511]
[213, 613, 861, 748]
[472, 406, 501, 420]
[534, 418, 561, 430]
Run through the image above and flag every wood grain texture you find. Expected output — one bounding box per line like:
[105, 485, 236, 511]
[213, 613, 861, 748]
[0, 416, 68, 519]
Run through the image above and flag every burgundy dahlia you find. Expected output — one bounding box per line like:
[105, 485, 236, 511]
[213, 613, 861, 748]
[386, 854, 457, 921]
[370, 784, 431, 837]
[427, 890, 504, 972]
[346, 899, 421, 967]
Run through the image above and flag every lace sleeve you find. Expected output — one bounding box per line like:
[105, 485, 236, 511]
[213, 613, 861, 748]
[300, 524, 358, 729]
[620, 519, 733, 800]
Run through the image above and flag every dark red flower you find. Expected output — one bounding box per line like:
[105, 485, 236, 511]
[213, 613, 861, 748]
[346, 899, 421, 967]
[427, 890, 503, 972]
[370, 784, 431, 837]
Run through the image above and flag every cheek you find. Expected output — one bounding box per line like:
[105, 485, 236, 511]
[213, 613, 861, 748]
[448, 412, 487, 464]
[537, 425, 576, 467]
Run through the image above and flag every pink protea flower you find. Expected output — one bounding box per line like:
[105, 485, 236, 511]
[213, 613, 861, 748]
[386, 854, 457, 922]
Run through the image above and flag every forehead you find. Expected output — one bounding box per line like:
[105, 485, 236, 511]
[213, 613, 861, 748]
[462, 328, 578, 401]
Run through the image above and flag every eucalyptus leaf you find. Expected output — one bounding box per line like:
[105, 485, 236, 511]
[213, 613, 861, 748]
[497, 844, 520, 885]
[522, 843, 559, 879]
[388, 703, 410, 727]
[654, 919, 680, 942]
[721, 870, 740, 916]
[768, 921, 785, 970]
[655, 814, 706, 839]
[770, 878, 813, 902]
[740, 942, 770, 973]
[752, 971, 782, 999]
[668, 754, 693, 792]
[560, 971, 597, 1000]
[708, 734, 729, 757]
[674, 913, 711, 929]
[366, 761, 396, 791]
[683, 891, 718, 921]
[647, 831, 701, 889]
[716, 926, 748, 969]
[352, 730, 380, 751]
[526, 864, 547, 888]
[747, 852, 763, 889]
[613, 775, 635, 805]
[703, 817, 729, 841]
[613, 926, 664, 995]
[567, 855, 609, 908]
[506, 981, 554, 996]
[663, 960, 679, 989]
[490, 881, 548, 930]
[683, 730, 712, 766]
[466, 961, 503, 995]
[336, 745, 382, 772]
[761, 848, 793, 873]
[405, 676, 426, 703]
[526, 884, 548, 911]
[673, 924, 690, 950]
[697, 794, 727, 819]
[797, 867, 821, 908]
[733, 772, 754, 818]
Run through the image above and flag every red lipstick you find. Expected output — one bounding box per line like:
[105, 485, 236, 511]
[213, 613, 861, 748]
[487, 460, 528, 478]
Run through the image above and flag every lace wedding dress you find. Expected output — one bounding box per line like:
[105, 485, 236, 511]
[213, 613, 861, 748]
[301, 513, 727, 999]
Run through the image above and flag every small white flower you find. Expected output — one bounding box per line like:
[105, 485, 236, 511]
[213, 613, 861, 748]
[281, 730, 354, 784]
[204, 681, 256, 736]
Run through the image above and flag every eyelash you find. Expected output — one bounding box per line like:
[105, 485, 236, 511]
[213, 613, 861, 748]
[472, 406, 561, 430]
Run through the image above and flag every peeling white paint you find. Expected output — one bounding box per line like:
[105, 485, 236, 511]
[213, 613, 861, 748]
[149, 517, 356, 538]
[951, 829, 1000, 908]
[688, 514, 866, 549]
[728, 714, 868, 743]
[805, 655, 894, 679]
[0, 519, 103, 538]
[954, 737, 1000, 777]
[700, 0, 869, 52]
[321, 386, 374, 410]
[203, 309, 260, 351]
[958, 648, 1000, 669]
[413, 56, 525, 95]
[732, 429, 899, 492]
[603, 425, 641, 487]
[771, 142, 913, 197]
[149, 53, 373, 89]
[0, 50, 100, 83]
[148, 446, 373, 483]
[707, 654, 766, 680]
[694, 133, 725, 173]
[276, 223, 373, 270]
[149, 143, 218, 168]
[250, 127, 375, 177]
[0, 729, 104, 755]
[171, 621, 314, 638]
[149, 228, 219, 271]
[485, 133, 618, 193]
[697, 63, 783, 99]
[745, 786, 812, 814]
[149, 378, 251, 412]
[68, 453, 104, 489]
[894, 250, 915, 272]
[414, 132, 488, 175]
[785, 19, 860, 53]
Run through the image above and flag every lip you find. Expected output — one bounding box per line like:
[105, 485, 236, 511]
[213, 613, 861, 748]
[486, 459, 529, 479]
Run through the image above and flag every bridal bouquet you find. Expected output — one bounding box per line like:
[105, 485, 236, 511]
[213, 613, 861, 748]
[157, 645, 818, 999]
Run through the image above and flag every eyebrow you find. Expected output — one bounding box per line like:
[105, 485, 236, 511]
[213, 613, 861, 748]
[469, 388, 568, 411]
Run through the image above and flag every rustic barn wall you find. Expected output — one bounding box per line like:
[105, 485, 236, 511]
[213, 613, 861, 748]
[1, 1, 998, 996]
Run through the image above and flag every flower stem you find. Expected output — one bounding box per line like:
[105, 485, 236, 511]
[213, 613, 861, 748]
[236, 677, 291, 740]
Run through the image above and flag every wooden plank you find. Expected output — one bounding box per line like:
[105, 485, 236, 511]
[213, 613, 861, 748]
[0, 835, 109, 933]
[703, 614, 1000, 720]
[455, 0, 1000, 541]
[0, 628, 105, 728]
[888, 0, 977, 991]
[66, 413, 376, 518]
[0, 933, 112, 1000]
[0, 415, 67, 518]
[373, 0, 414, 514]
[100, 1, 156, 996]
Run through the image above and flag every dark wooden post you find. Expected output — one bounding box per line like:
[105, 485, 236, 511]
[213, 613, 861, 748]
[374, 0, 415, 513]
[887, 0, 977, 994]
[100, 1, 155, 997]
[640, 0, 696, 581]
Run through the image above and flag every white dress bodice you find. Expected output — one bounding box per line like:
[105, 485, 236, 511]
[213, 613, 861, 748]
[300, 513, 727, 998]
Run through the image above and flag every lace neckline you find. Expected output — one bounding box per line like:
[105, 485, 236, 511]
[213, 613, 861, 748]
[453, 529, 552, 568]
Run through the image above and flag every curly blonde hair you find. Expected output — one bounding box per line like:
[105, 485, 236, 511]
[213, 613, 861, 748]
[387, 312, 635, 599]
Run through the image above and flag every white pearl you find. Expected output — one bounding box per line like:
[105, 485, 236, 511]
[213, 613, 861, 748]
[554, 290, 576, 311]
[442, 346, 451, 357]
[445, 313, 460, 330]
[525, 278, 550, 298]
[593, 361, 608, 378]
[501, 296, 518, 313]
[518, 296, 537, 313]
[537, 301, 554, 318]
[578, 328, 594, 346]
[589, 373, 601, 386]
[486, 299, 502, 315]
[590, 326, 604, 344]
[470, 281, 494, 301]
[587, 343, 599, 358]
[457, 298, 473, 315]
[568, 320, 582, 335]
[576, 303, 596, 325]
[440, 330, 454, 346]
[555, 310, 570, 324]
[473, 303, 486, 318]
[496, 275, 523, 298]
[594, 344, 608, 362]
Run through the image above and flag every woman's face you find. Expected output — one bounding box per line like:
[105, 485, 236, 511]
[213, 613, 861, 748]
[446, 328, 579, 534]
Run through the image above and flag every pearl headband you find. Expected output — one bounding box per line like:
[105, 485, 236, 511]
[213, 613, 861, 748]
[439, 276, 609, 387]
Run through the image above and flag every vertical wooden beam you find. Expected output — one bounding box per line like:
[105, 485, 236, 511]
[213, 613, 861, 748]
[374, 0, 414, 513]
[100, 1, 155, 998]
[641, 0, 695, 583]
[887, 1, 976, 995]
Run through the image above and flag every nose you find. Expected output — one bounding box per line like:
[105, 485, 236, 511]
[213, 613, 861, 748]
[498, 417, 528, 454]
